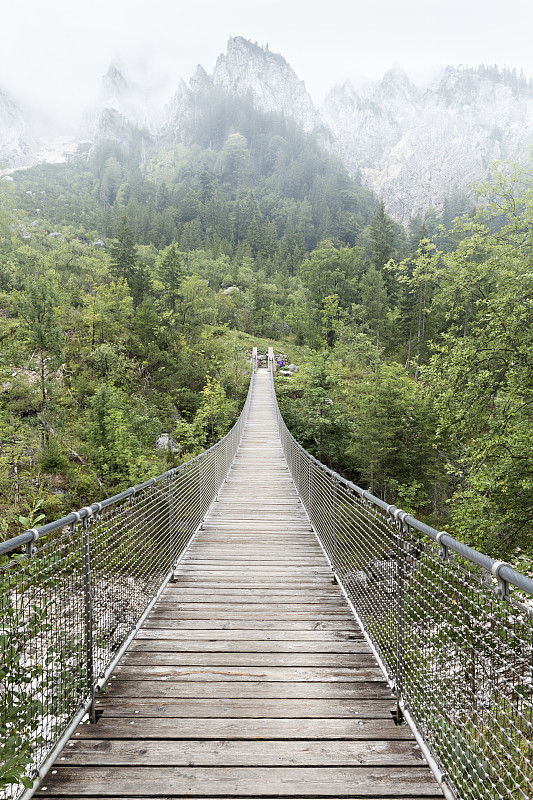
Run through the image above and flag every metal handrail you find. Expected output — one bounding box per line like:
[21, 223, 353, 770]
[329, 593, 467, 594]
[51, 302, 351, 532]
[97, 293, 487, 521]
[271, 370, 533, 800]
[0, 368, 255, 800]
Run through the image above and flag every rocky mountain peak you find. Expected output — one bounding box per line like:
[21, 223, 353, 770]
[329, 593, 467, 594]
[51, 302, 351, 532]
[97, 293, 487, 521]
[209, 36, 322, 132]
[3, 40, 533, 225]
[79, 60, 165, 143]
[189, 65, 212, 93]
[101, 62, 129, 102]
[380, 67, 416, 94]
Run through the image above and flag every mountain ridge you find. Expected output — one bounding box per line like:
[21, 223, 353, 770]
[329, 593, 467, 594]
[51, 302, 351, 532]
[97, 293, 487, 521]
[3, 38, 533, 223]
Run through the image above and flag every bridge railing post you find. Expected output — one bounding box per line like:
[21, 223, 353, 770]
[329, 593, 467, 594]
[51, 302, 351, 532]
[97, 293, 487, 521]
[395, 520, 406, 724]
[332, 477, 339, 581]
[307, 458, 312, 514]
[268, 346, 275, 373]
[81, 513, 96, 725]
[198, 453, 204, 518]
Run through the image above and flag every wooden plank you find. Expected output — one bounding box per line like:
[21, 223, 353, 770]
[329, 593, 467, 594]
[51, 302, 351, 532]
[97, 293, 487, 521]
[175, 544, 325, 552]
[36, 766, 442, 796]
[109, 666, 384, 682]
[103, 681, 393, 699]
[136, 622, 361, 633]
[128, 640, 369, 653]
[179, 559, 329, 565]
[161, 590, 344, 599]
[165, 586, 341, 592]
[148, 603, 350, 612]
[59, 739, 424, 765]
[93, 699, 395, 718]
[73, 719, 412, 741]
[118, 653, 376, 667]
[143, 613, 358, 622]
[173, 569, 334, 575]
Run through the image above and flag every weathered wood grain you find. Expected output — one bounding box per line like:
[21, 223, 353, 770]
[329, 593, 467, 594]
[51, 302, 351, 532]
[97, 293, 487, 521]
[59, 738, 425, 765]
[136, 622, 361, 633]
[72, 719, 415, 741]
[94, 699, 395, 718]
[103, 680, 392, 699]
[36, 766, 442, 796]
[128, 639, 368, 653]
[119, 652, 376, 667]
[109, 665, 384, 682]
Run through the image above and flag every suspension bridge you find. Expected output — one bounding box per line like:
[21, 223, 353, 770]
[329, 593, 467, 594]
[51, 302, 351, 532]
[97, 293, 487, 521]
[2, 350, 533, 800]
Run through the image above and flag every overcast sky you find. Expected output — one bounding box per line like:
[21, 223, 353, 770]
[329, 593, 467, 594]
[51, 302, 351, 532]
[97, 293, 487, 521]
[2, 0, 533, 130]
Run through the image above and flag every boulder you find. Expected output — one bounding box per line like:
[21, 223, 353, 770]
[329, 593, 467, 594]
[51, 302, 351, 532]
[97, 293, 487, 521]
[156, 433, 180, 453]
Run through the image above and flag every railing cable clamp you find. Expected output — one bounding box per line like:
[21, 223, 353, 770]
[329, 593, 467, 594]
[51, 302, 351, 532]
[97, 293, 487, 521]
[436, 531, 450, 561]
[392, 506, 411, 533]
[26, 527, 40, 557]
[491, 560, 511, 600]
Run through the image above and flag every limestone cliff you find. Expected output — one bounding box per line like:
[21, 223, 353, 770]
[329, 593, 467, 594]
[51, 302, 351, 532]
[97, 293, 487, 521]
[322, 66, 533, 222]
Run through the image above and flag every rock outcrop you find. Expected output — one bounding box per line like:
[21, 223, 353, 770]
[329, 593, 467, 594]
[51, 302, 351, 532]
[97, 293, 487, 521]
[80, 62, 162, 142]
[0, 87, 40, 167]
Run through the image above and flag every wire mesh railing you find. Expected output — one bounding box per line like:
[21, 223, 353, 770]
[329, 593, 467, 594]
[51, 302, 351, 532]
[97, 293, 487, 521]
[272, 372, 533, 800]
[0, 369, 255, 800]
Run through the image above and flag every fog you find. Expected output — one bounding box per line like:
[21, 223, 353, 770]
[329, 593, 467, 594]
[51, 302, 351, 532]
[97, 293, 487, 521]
[2, 0, 533, 130]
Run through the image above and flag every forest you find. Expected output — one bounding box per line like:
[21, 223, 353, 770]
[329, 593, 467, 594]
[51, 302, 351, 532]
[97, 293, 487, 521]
[1, 87, 532, 575]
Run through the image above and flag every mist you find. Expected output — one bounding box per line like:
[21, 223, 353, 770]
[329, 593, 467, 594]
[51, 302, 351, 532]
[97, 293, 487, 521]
[2, 0, 533, 131]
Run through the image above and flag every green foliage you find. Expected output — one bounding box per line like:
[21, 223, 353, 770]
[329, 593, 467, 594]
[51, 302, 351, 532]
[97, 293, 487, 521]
[0, 561, 47, 792]
[156, 243, 184, 314]
[402, 159, 533, 557]
[277, 355, 355, 472]
[193, 376, 234, 446]
[18, 498, 46, 530]
[359, 264, 389, 351]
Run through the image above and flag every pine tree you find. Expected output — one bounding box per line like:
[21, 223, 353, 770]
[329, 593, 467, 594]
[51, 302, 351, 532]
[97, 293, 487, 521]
[156, 244, 184, 315]
[110, 215, 137, 286]
[110, 215, 149, 307]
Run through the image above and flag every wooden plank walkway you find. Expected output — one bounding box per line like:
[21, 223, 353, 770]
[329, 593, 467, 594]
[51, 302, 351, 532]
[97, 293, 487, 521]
[37, 370, 442, 799]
